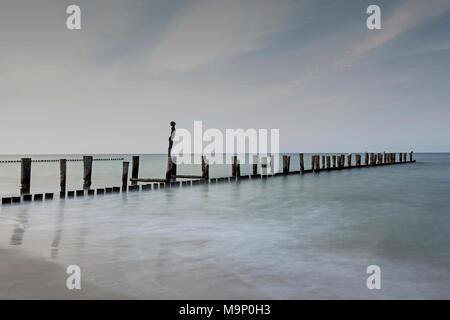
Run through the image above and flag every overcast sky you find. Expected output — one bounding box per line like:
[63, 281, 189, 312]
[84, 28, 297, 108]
[1, 0, 449, 154]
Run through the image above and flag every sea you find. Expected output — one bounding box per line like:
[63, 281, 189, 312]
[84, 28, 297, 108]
[0, 153, 449, 299]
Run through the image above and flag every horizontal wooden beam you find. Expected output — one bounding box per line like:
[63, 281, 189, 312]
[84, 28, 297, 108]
[130, 178, 167, 183]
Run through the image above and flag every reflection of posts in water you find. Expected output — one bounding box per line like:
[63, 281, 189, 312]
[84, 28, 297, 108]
[9, 207, 29, 246]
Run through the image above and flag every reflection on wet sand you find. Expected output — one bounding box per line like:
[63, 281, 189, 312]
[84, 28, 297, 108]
[9, 207, 29, 246]
[50, 201, 65, 259]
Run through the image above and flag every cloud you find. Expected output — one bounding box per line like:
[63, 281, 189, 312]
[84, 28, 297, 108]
[350, 0, 450, 57]
[148, 0, 299, 72]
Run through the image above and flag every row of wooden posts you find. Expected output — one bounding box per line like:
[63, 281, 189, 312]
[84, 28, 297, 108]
[0, 158, 123, 164]
[17, 156, 141, 196]
[3, 151, 414, 205]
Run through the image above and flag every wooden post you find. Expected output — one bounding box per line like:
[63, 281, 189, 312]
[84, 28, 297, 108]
[326, 156, 331, 169]
[410, 151, 413, 162]
[321, 156, 325, 169]
[299, 153, 304, 174]
[232, 156, 238, 177]
[236, 159, 241, 177]
[377, 153, 382, 165]
[392, 153, 396, 163]
[340, 155, 345, 168]
[202, 156, 209, 179]
[369, 153, 374, 165]
[122, 161, 129, 191]
[332, 155, 336, 168]
[347, 154, 352, 167]
[60, 159, 67, 195]
[315, 156, 320, 172]
[252, 155, 258, 175]
[356, 154, 361, 167]
[20, 158, 32, 195]
[404, 152, 407, 162]
[311, 155, 315, 171]
[131, 156, 140, 185]
[283, 155, 289, 174]
[165, 156, 177, 182]
[364, 152, 369, 166]
[283, 156, 291, 174]
[83, 156, 93, 190]
[261, 157, 268, 175]
[383, 152, 387, 164]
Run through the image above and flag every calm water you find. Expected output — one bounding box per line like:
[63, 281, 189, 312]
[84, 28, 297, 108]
[0, 153, 449, 299]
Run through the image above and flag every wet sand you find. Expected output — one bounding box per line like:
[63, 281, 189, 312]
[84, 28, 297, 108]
[0, 247, 273, 299]
[0, 248, 130, 299]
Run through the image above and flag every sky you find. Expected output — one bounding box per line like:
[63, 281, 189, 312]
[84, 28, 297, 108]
[1, 0, 450, 154]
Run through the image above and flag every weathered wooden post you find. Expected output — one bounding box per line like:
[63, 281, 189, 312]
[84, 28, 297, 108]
[83, 156, 93, 190]
[252, 155, 258, 175]
[377, 153, 382, 165]
[369, 153, 375, 165]
[261, 156, 268, 175]
[332, 155, 337, 168]
[165, 156, 177, 182]
[299, 153, 304, 174]
[347, 154, 352, 167]
[392, 153, 396, 163]
[410, 151, 413, 162]
[282, 155, 290, 174]
[356, 154, 361, 167]
[340, 155, 345, 168]
[60, 159, 67, 196]
[236, 159, 241, 177]
[20, 158, 32, 195]
[311, 155, 315, 171]
[383, 152, 387, 164]
[315, 156, 320, 172]
[232, 156, 238, 178]
[321, 156, 325, 170]
[404, 152, 407, 162]
[365, 152, 369, 166]
[122, 161, 129, 191]
[326, 156, 331, 169]
[131, 156, 140, 185]
[202, 156, 209, 179]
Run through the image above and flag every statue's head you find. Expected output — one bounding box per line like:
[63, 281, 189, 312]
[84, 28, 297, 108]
[170, 121, 176, 127]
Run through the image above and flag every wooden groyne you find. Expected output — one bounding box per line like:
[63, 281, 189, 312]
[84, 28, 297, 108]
[1, 152, 416, 206]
